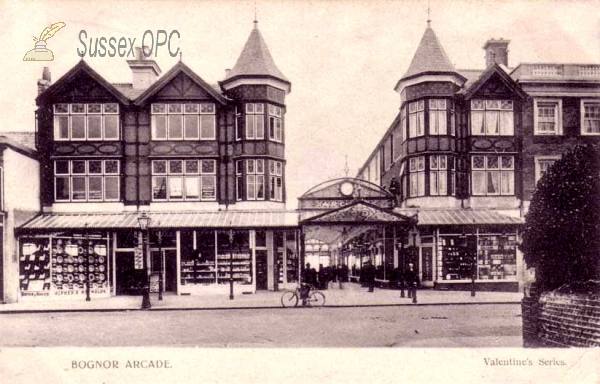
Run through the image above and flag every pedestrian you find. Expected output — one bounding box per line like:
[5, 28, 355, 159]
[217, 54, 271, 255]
[363, 259, 376, 292]
[405, 263, 419, 303]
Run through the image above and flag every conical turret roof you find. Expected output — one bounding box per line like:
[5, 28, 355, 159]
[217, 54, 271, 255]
[224, 21, 289, 83]
[401, 25, 456, 80]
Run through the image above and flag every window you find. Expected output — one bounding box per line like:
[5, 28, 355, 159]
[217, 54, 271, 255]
[430, 155, 447, 196]
[151, 103, 216, 140]
[269, 160, 283, 201]
[535, 156, 560, 183]
[54, 103, 119, 141]
[236, 160, 243, 201]
[581, 100, 600, 135]
[151, 159, 216, 201]
[235, 106, 243, 141]
[246, 159, 265, 200]
[409, 156, 425, 197]
[268, 105, 283, 142]
[408, 100, 425, 138]
[534, 99, 562, 135]
[470, 100, 514, 136]
[471, 155, 514, 196]
[429, 99, 447, 135]
[245, 103, 265, 140]
[54, 160, 119, 202]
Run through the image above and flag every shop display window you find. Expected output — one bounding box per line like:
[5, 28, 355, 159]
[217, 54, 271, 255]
[19, 238, 51, 294]
[20, 234, 110, 298]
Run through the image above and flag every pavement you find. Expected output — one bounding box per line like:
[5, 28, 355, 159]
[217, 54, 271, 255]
[0, 282, 523, 313]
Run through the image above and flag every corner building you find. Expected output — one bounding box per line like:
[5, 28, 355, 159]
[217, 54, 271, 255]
[358, 22, 600, 292]
[16, 21, 300, 302]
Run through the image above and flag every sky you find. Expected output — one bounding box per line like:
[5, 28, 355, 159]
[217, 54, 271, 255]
[1, 0, 599, 208]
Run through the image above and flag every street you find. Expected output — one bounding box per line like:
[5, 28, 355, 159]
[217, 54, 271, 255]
[0, 304, 522, 348]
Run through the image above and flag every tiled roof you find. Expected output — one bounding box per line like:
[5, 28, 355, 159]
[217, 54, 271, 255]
[401, 26, 456, 79]
[457, 69, 484, 91]
[394, 208, 523, 226]
[225, 23, 289, 83]
[0, 131, 36, 150]
[19, 210, 300, 230]
[111, 83, 146, 101]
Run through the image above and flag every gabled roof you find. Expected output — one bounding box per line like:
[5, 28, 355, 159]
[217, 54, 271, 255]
[36, 60, 130, 105]
[112, 83, 146, 101]
[401, 25, 457, 80]
[301, 200, 415, 225]
[221, 22, 289, 85]
[134, 61, 228, 106]
[0, 132, 37, 158]
[464, 63, 528, 100]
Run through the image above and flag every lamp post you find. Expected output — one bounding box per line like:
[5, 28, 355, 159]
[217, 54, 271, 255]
[228, 227, 234, 300]
[157, 227, 163, 301]
[396, 238, 405, 298]
[138, 212, 151, 310]
[85, 223, 91, 302]
[460, 230, 476, 297]
[469, 228, 476, 297]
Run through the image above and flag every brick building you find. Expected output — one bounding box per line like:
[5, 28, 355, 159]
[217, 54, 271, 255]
[15, 21, 301, 302]
[357, 21, 600, 292]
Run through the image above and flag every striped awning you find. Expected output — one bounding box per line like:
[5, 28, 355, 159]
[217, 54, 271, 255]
[19, 210, 300, 231]
[394, 208, 523, 226]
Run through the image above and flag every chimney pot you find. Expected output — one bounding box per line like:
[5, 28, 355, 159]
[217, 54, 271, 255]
[483, 38, 510, 68]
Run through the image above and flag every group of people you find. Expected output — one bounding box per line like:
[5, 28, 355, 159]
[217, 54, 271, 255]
[302, 263, 350, 290]
[360, 260, 420, 297]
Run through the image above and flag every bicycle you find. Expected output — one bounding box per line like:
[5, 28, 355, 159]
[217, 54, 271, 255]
[280, 283, 326, 308]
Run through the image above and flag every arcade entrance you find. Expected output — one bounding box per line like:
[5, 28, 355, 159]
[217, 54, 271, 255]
[298, 178, 416, 286]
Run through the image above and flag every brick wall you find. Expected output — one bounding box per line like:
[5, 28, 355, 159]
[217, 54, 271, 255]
[522, 282, 600, 347]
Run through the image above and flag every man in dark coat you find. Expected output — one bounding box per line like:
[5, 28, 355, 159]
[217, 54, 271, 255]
[363, 259, 377, 292]
[405, 263, 419, 303]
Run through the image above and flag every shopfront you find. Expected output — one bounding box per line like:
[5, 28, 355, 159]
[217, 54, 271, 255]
[396, 208, 523, 292]
[17, 211, 300, 301]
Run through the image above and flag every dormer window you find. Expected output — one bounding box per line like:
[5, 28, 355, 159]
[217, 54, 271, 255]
[54, 103, 119, 141]
[470, 100, 514, 136]
[151, 103, 216, 140]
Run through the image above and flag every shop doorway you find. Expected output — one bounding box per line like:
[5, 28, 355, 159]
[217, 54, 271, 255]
[255, 250, 268, 290]
[115, 251, 146, 295]
[150, 248, 177, 292]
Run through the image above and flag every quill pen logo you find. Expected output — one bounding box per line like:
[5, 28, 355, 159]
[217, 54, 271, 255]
[23, 22, 66, 61]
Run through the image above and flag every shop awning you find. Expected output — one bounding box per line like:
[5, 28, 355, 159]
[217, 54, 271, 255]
[19, 210, 300, 231]
[394, 208, 523, 226]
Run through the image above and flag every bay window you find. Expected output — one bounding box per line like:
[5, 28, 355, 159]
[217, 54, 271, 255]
[152, 159, 216, 201]
[408, 100, 425, 138]
[246, 159, 265, 200]
[470, 100, 514, 136]
[581, 99, 600, 135]
[471, 155, 514, 196]
[268, 105, 283, 142]
[246, 103, 265, 140]
[269, 160, 283, 201]
[428, 99, 447, 135]
[54, 160, 120, 202]
[429, 155, 447, 195]
[152, 103, 216, 140]
[409, 156, 425, 197]
[54, 103, 119, 141]
[534, 99, 562, 135]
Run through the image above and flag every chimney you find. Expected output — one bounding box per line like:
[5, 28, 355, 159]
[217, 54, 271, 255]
[37, 67, 51, 95]
[225, 68, 231, 78]
[126, 46, 162, 90]
[483, 38, 510, 68]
